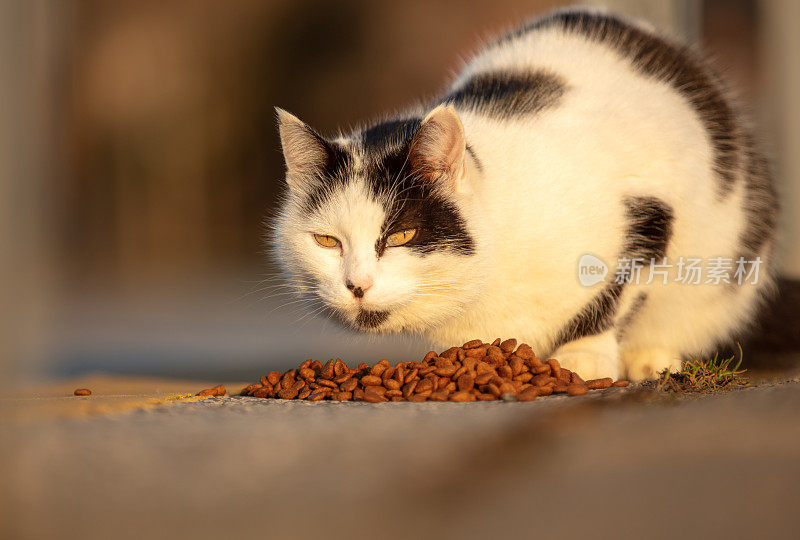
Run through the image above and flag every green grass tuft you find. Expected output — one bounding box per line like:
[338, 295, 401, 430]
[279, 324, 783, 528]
[653, 343, 749, 393]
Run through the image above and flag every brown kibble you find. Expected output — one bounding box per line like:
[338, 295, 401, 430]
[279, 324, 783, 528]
[402, 380, 418, 398]
[340, 378, 358, 392]
[515, 343, 535, 360]
[360, 375, 383, 386]
[464, 346, 488, 358]
[434, 357, 453, 369]
[475, 372, 494, 385]
[516, 388, 539, 402]
[567, 384, 588, 396]
[370, 363, 386, 377]
[533, 374, 556, 387]
[499, 382, 517, 396]
[240, 384, 260, 396]
[498, 365, 514, 379]
[334, 359, 346, 377]
[277, 387, 299, 399]
[334, 373, 352, 384]
[253, 386, 272, 398]
[435, 365, 457, 377]
[74, 388, 91, 396]
[587, 377, 614, 389]
[404, 369, 419, 383]
[415, 378, 434, 394]
[320, 359, 335, 379]
[499, 339, 517, 353]
[476, 361, 493, 375]
[547, 358, 562, 379]
[613, 380, 630, 387]
[509, 357, 525, 376]
[365, 385, 387, 397]
[484, 347, 505, 365]
[364, 386, 387, 402]
[514, 372, 533, 383]
[240, 338, 606, 403]
[457, 373, 475, 392]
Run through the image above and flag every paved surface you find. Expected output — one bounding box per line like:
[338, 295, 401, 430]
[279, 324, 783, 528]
[3, 373, 800, 540]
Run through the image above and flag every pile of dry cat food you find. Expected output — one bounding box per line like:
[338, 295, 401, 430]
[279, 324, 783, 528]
[237, 339, 629, 403]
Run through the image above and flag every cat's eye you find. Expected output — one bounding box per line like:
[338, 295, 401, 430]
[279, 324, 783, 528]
[313, 234, 341, 248]
[386, 228, 417, 247]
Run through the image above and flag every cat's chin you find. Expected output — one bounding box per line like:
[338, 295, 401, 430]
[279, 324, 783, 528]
[353, 309, 390, 331]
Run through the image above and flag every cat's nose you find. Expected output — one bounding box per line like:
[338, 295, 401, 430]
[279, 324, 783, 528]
[345, 278, 373, 299]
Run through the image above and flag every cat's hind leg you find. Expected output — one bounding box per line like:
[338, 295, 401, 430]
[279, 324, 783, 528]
[550, 329, 621, 380]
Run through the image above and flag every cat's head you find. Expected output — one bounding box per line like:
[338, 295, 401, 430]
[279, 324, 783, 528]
[271, 105, 484, 334]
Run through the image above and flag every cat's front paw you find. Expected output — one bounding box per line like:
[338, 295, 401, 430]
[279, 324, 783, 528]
[550, 349, 620, 381]
[621, 348, 682, 381]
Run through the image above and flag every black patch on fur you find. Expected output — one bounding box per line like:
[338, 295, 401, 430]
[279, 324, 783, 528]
[616, 292, 648, 341]
[301, 116, 476, 256]
[443, 70, 566, 118]
[361, 118, 421, 153]
[502, 9, 740, 198]
[301, 139, 355, 213]
[360, 119, 476, 256]
[732, 134, 778, 281]
[552, 196, 673, 349]
[367, 142, 475, 256]
[623, 196, 674, 261]
[355, 309, 389, 328]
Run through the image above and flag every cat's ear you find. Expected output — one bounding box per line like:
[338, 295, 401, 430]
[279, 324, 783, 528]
[409, 105, 468, 193]
[276, 108, 330, 190]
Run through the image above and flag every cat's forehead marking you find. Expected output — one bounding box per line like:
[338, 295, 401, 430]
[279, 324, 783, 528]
[300, 116, 475, 256]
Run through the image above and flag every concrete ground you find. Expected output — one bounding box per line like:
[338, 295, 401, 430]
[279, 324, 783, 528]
[2, 371, 800, 540]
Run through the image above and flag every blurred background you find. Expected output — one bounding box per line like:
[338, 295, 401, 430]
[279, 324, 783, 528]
[2, 0, 798, 382]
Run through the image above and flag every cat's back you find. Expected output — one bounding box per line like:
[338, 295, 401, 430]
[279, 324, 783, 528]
[443, 8, 745, 217]
[445, 8, 731, 179]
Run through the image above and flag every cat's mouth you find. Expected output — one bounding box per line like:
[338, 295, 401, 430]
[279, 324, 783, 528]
[354, 309, 389, 329]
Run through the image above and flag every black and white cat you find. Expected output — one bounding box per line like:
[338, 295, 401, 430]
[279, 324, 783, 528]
[272, 8, 777, 380]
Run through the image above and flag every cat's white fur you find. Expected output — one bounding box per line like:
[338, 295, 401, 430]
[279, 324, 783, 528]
[274, 10, 774, 380]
